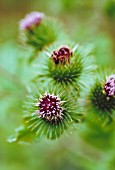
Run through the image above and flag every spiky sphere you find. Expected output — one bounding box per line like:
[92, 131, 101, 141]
[33, 42, 96, 93]
[37, 93, 63, 121]
[19, 11, 44, 30]
[90, 81, 115, 114]
[8, 83, 83, 141]
[51, 46, 72, 65]
[104, 74, 115, 97]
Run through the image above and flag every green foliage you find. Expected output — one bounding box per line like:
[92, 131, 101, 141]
[104, 0, 115, 19]
[8, 126, 36, 144]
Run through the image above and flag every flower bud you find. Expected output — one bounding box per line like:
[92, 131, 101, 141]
[51, 46, 72, 65]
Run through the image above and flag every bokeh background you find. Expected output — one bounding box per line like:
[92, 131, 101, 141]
[0, 0, 115, 170]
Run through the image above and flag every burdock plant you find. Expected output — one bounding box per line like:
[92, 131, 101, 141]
[8, 11, 115, 144]
[8, 11, 97, 143]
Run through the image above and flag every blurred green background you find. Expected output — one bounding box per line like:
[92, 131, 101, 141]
[0, 0, 115, 170]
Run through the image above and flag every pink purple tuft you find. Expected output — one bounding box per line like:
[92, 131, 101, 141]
[37, 93, 63, 121]
[104, 74, 115, 97]
[19, 11, 44, 30]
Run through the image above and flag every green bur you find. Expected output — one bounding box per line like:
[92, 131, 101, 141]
[8, 84, 82, 142]
[20, 17, 68, 51]
[87, 74, 115, 129]
[33, 42, 96, 98]
[90, 82, 115, 114]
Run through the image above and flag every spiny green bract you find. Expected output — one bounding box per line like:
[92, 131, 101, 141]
[8, 84, 82, 142]
[33, 41, 96, 96]
[90, 82, 115, 114]
[87, 71, 115, 128]
[19, 16, 68, 51]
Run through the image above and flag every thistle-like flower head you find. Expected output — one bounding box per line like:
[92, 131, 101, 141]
[104, 74, 115, 97]
[19, 13, 68, 51]
[51, 46, 72, 65]
[19, 11, 44, 30]
[10, 84, 82, 141]
[37, 93, 63, 122]
[87, 72, 115, 127]
[34, 42, 96, 95]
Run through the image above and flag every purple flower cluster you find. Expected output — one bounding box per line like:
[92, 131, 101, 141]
[104, 74, 115, 97]
[51, 46, 73, 65]
[19, 11, 44, 30]
[37, 93, 63, 121]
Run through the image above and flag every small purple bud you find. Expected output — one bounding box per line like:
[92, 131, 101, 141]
[19, 11, 44, 30]
[37, 93, 62, 121]
[51, 46, 73, 65]
[104, 74, 115, 97]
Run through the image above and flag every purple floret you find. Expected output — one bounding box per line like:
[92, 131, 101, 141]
[36, 93, 63, 121]
[104, 74, 115, 97]
[51, 46, 73, 65]
[19, 11, 44, 30]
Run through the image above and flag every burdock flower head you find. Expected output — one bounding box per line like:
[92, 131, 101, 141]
[16, 85, 82, 140]
[88, 72, 115, 127]
[51, 46, 72, 65]
[104, 74, 115, 97]
[37, 93, 63, 123]
[19, 12, 67, 52]
[19, 11, 44, 30]
[34, 42, 96, 93]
